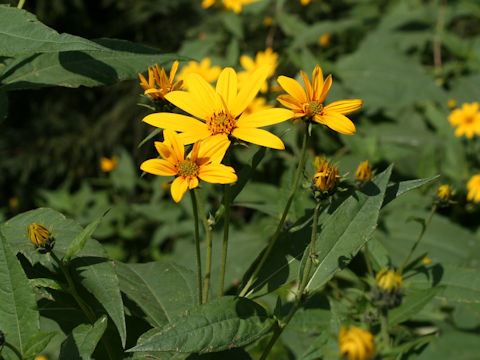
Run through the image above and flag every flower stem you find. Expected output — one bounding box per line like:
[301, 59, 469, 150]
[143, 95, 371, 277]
[379, 308, 390, 349]
[218, 184, 231, 298]
[259, 201, 321, 360]
[4, 342, 25, 360]
[17, 0, 25, 9]
[190, 190, 203, 305]
[398, 203, 437, 274]
[239, 125, 309, 297]
[194, 188, 213, 303]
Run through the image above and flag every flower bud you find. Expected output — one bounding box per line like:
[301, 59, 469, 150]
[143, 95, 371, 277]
[436, 184, 451, 203]
[27, 223, 55, 253]
[375, 269, 402, 292]
[338, 325, 375, 360]
[355, 160, 372, 182]
[312, 157, 340, 199]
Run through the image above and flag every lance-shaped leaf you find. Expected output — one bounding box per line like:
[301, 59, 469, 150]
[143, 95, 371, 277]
[23, 331, 58, 359]
[129, 296, 274, 354]
[389, 287, 443, 326]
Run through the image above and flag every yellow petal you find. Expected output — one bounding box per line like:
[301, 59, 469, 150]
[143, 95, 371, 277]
[232, 66, 269, 117]
[154, 141, 174, 162]
[141, 159, 177, 176]
[170, 176, 189, 202]
[143, 113, 207, 133]
[277, 75, 307, 103]
[236, 108, 293, 128]
[163, 129, 185, 163]
[312, 65, 324, 99]
[165, 91, 210, 120]
[196, 134, 230, 165]
[232, 127, 285, 149]
[169, 60, 179, 83]
[240, 55, 255, 71]
[188, 176, 199, 189]
[198, 164, 237, 184]
[324, 99, 363, 115]
[179, 129, 212, 144]
[185, 73, 222, 113]
[216, 67, 238, 111]
[300, 70, 313, 100]
[277, 94, 303, 110]
[314, 112, 356, 135]
[318, 74, 332, 103]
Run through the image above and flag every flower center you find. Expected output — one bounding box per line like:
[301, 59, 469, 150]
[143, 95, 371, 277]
[303, 101, 324, 117]
[207, 112, 236, 135]
[465, 115, 474, 124]
[177, 160, 199, 177]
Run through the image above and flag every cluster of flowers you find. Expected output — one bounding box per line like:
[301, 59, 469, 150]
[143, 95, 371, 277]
[201, 0, 313, 14]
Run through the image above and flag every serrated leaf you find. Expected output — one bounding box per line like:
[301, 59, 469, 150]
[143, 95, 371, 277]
[30, 278, 63, 290]
[129, 296, 274, 354]
[65, 210, 107, 261]
[116, 261, 197, 328]
[23, 331, 58, 358]
[382, 175, 439, 208]
[59, 315, 108, 360]
[389, 287, 443, 326]
[0, 231, 39, 357]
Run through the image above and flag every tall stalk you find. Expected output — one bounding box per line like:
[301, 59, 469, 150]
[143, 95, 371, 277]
[218, 184, 231, 297]
[190, 190, 203, 304]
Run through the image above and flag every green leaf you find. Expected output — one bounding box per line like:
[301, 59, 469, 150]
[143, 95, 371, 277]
[65, 210, 107, 261]
[71, 257, 126, 347]
[116, 261, 197, 328]
[389, 287, 443, 326]
[23, 331, 58, 358]
[0, 39, 178, 90]
[59, 315, 108, 360]
[0, 5, 107, 56]
[416, 327, 480, 360]
[30, 278, 63, 290]
[382, 175, 439, 208]
[129, 296, 274, 354]
[0, 231, 39, 357]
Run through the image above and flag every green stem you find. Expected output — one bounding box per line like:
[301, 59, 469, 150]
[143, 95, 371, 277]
[379, 308, 390, 349]
[398, 203, 437, 274]
[239, 125, 309, 297]
[218, 184, 231, 297]
[17, 0, 25, 9]
[363, 243, 374, 278]
[259, 201, 321, 360]
[195, 188, 213, 303]
[4, 342, 25, 360]
[190, 190, 203, 305]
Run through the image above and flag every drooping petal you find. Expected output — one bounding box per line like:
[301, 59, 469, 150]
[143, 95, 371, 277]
[165, 91, 210, 120]
[324, 99, 363, 115]
[196, 134, 230, 165]
[277, 76, 307, 103]
[277, 94, 303, 111]
[170, 176, 189, 202]
[169, 61, 179, 83]
[318, 74, 332, 103]
[186, 73, 223, 114]
[154, 141, 174, 162]
[143, 113, 207, 133]
[311, 65, 324, 99]
[163, 129, 185, 163]
[232, 66, 270, 117]
[232, 127, 285, 149]
[188, 176, 199, 189]
[216, 67, 238, 111]
[198, 164, 237, 184]
[300, 70, 313, 101]
[140, 159, 177, 176]
[236, 108, 293, 128]
[314, 112, 356, 135]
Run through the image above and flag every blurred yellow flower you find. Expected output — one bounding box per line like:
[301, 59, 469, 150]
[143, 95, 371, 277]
[467, 174, 480, 203]
[138, 61, 183, 100]
[34, 356, 49, 360]
[338, 325, 375, 360]
[143, 67, 293, 149]
[222, 0, 261, 13]
[202, 0, 216, 8]
[242, 97, 273, 116]
[448, 102, 480, 139]
[177, 58, 221, 84]
[9, 197, 19, 208]
[27, 223, 51, 247]
[277, 64, 363, 134]
[101, 156, 119, 172]
[238, 48, 278, 93]
[141, 130, 237, 202]
[355, 160, 372, 182]
[376, 269, 402, 292]
[313, 157, 340, 194]
[422, 257, 431, 264]
[263, 16, 273, 26]
[447, 98, 457, 109]
[300, 0, 311, 5]
[318, 33, 331, 46]
[436, 184, 451, 202]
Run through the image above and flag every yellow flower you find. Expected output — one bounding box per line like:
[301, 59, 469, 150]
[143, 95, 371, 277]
[242, 97, 273, 116]
[143, 67, 293, 149]
[35, 356, 49, 360]
[422, 257, 431, 264]
[100, 156, 119, 172]
[138, 61, 183, 100]
[318, 33, 331, 47]
[238, 48, 279, 93]
[338, 325, 375, 360]
[355, 160, 372, 182]
[9, 197, 19, 208]
[313, 157, 340, 194]
[202, 0, 216, 8]
[140, 130, 237, 202]
[222, 0, 261, 13]
[447, 98, 457, 109]
[263, 16, 273, 27]
[467, 174, 480, 203]
[375, 269, 402, 292]
[177, 58, 221, 84]
[277, 65, 363, 134]
[436, 184, 451, 202]
[300, 0, 311, 5]
[27, 223, 55, 252]
[448, 102, 480, 139]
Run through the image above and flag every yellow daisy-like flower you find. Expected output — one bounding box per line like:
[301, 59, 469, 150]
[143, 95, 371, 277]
[177, 58, 221, 84]
[140, 130, 237, 202]
[375, 269, 403, 292]
[313, 157, 340, 194]
[355, 160, 372, 182]
[222, 0, 261, 13]
[436, 184, 451, 202]
[300, 0, 311, 5]
[202, 0, 216, 8]
[100, 156, 119, 172]
[467, 174, 480, 203]
[448, 102, 480, 139]
[277, 64, 363, 135]
[338, 325, 375, 360]
[138, 61, 183, 100]
[28, 223, 51, 246]
[238, 48, 279, 93]
[143, 67, 293, 149]
[318, 33, 331, 47]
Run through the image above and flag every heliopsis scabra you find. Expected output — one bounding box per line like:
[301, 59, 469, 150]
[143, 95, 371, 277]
[448, 102, 480, 139]
[238, 48, 279, 93]
[140, 130, 237, 202]
[177, 58, 221, 84]
[467, 174, 480, 203]
[143, 67, 293, 149]
[277, 65, 363, 135]
[138, 61, 182, 100]
[338, 325, 375, 360]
